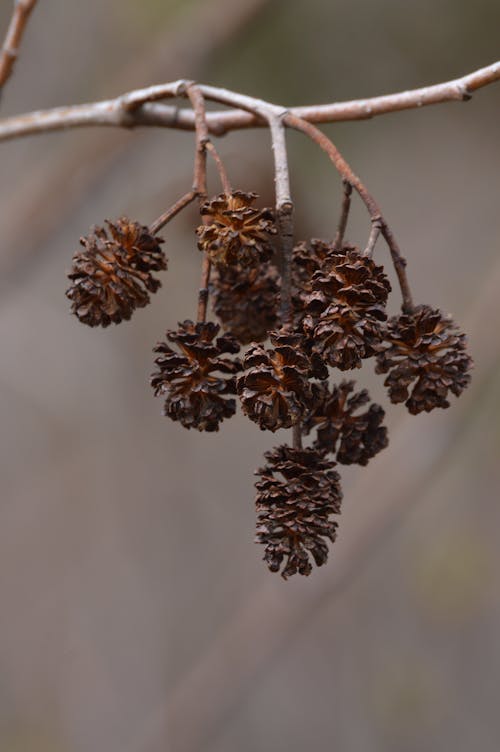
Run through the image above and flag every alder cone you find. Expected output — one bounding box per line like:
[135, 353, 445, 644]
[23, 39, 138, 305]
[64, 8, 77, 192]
[211, 262, 280, 344]
[304, 381, 388, 465]
[255, 445, 342, 579]
[196, 191, 276, 267]
[66, 217, 166, 327]
[151, 320, 241, 431]
[375, 305, 473, 414]
[302, 246, 391, 370]
[291, 238, 345, 327]
[237, 330, 312, 431]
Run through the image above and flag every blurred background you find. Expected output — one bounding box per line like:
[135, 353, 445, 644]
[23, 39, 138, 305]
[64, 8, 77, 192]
[0, 1, 499, 750]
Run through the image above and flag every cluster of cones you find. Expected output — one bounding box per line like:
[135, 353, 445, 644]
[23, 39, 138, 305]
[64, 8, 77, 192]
[66, 191, 473, 579]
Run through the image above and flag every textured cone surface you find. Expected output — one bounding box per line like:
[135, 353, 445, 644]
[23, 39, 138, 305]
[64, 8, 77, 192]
[211, 262, 280, 344]
[151, 320, 241, 431]
[304, 380, 388, 465]
[238, 329, 312, 431]
[255, 445, 342, 579]
[375, 305, 473, 414]
[291, 239, 343, 328]
[66, 217, 166, 327]
[302, 245, 391, 370]
[196, 191, 276, 267]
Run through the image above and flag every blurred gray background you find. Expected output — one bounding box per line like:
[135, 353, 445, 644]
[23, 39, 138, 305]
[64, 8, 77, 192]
[0, 1, 499, 750]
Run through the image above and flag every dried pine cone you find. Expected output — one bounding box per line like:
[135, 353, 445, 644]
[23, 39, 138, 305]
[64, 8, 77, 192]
[238, 330, 312, 431]
[302, 246, 391, 370]
[291, 239, 345, 326]
[151, 320, 241, 431]
[196, 191, 276, 267]
[303, 247, 391, 371]
[303, 381, 388, 465]
[66, 217, 166, 327]
[375, 305, 473, 414]
[211, 262, 280, 344]
[255, 445, 342, 579]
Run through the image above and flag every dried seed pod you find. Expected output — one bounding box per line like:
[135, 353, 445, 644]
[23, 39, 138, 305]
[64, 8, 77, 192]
[66, 217, 166, 327]
[196, 191, 276, 267]
[291, 239, 360, 328]
[303, 381, 388, 465]
[211, 261, 280, 344]
[151, 320, 241, 431]
[302, 246, 391, 370]
[255, 445, 342, 579]
[375, 305, 473, 414]
[237, 330, 312, 431]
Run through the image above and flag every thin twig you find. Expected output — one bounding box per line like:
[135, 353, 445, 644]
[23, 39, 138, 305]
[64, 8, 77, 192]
[0, 0, 38, 93]
[267, 115, 294, 327]
[186, 84, 212, 324]
[363, 217, 382, 257]
[284, 112, 414, 312]
[149, 190, 198, 235]
[205, 140, 232, 193]
[333, 180, 352, 250]
[0, 61, 498, 141]
[185, 84, 209, 197]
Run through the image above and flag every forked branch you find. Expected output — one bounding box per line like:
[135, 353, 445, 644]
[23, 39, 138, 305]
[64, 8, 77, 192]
[0, 61, 498, 141]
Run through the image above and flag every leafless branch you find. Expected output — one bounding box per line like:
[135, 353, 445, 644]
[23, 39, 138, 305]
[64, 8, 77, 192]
[333, 180, 352, 251]
[267, 115, 294, 326]
[0, 61, 498, 142]
[363, 218, 383, 257]
[149, 191, 197, 235]
[284, 112, 414, 311]
[0, 0, 38, 94]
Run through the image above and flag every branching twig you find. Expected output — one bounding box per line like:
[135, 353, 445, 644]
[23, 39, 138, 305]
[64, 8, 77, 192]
[284, 112, 414, 312]
[0, 61, 498, 141]
[0, 0, 38, 94]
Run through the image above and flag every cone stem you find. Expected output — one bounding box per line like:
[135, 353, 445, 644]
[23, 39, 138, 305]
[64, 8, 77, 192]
[186, 84, 213, 323]
[267, 115, 294, 327]
[333, 180, 352, 250]
[284, 112, 414, 313]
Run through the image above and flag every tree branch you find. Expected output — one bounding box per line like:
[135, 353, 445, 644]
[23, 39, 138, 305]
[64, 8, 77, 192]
[0, 61, 498, 142]
[284, 112, 414, 311]
[0, 0, 38, 94]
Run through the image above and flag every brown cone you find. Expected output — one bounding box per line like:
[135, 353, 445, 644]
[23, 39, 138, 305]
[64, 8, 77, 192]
[196, 191, 276, 267]
[302, 245, 391, 370]
[151, 320, 241, 431]
[291, 239, 341, 326]
[375, 305, 473, 414]
[66, 217, 166, 327]
[303, 380, 388, 465]
[255, 445, 342, 579]
[237, 329, 312, 431]
[211, 261, 280, 344]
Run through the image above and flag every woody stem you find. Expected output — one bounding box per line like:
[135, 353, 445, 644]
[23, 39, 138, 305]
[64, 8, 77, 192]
[186, 83, 212, 323]
[284, 113, 414, 313]
[267, 115, 294, 328]
[333, 180, 352, 250]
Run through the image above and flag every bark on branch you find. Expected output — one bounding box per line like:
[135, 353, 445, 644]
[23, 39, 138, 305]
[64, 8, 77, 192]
[0, 61, 498, 142]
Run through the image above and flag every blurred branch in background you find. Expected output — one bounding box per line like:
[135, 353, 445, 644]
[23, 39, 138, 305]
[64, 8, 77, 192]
[0, 0, 38, 95]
